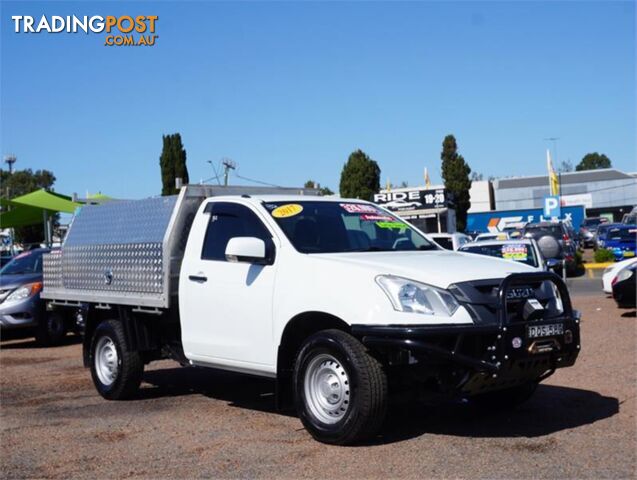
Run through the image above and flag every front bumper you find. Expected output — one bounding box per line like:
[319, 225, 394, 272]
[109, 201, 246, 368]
[0, 296, 42, 329]
[352, 272, 581, 396]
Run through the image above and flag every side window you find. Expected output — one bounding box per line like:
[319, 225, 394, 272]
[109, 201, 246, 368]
[201, 203, 274, 262]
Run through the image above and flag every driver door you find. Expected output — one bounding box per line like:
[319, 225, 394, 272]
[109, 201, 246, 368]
[179, 202, 277, 370]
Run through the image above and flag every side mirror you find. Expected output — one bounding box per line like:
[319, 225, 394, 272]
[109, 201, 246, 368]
[225, 237, 267, 264]
[546, 258, 561, 271]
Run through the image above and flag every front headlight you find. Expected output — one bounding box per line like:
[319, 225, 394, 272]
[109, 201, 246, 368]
[376, 275, 459, 316]
[4, 282, 43, 304]
[616, 268, 634, 283]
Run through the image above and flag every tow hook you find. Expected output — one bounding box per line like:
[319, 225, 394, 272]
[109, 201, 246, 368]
[528, 339, 560, 354]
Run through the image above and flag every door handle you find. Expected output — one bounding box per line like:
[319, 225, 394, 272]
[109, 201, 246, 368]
[188, 275, 208, 283]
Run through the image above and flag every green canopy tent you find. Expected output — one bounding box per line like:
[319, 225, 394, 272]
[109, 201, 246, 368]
[10, 189, 81, 214]
[0, 189, 83, 246]
[86, 192, 112, 202]
[0, 204, 46, 228]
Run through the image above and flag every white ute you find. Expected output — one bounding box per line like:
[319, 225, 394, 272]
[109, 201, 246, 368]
[42, 185, 581, 444]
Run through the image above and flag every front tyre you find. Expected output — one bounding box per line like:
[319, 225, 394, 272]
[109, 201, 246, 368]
[89, 320, 143, 400]
[293, 329, 387, 445]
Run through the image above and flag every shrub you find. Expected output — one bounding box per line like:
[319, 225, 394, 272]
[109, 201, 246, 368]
[594, 248, 615, 263]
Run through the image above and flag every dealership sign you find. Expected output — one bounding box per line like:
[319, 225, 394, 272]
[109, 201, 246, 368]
[467, 205, 586, 233]
[374, 188, 447, 212]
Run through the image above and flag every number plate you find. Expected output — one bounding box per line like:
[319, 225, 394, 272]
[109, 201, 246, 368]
[528, 323, 564, 339]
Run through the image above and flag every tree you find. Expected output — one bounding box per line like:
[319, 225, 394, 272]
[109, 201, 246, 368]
[557, 159, 574, 173]
[0, 168, 57, 245]
[159, 133, 189, 195]
[304, 179, 334, 196]
[576, 152, 611, 171]
[339, 150, 381, 200]
[440, 135, 472, 232]
[470, 172, 484, 181]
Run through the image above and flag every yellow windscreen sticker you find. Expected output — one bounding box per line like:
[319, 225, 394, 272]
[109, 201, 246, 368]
[272, 204, 303, 218]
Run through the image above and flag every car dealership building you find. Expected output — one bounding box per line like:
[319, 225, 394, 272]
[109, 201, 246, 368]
[373, 168, 636, 233]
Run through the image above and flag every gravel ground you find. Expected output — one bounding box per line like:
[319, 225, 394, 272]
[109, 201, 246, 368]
[1, 294, 635, 479]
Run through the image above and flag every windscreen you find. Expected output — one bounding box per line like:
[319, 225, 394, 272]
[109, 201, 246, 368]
[0, 250, 44, 275]
[461, 243, 539, 268]
[583, 218, 602, 228]
[607, 227, 637, 241]
[525, 225, 562, 238]
[263, 201, 438, 253]
[431, 237, 454, 250]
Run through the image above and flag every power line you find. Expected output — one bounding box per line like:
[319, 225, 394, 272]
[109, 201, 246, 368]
[234, 173, 282, 188]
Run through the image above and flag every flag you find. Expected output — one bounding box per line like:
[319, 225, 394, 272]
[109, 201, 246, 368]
[424, 167, 431, 188]
[547, 149, 560, 196]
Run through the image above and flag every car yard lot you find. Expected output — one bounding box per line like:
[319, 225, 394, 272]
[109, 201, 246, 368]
[1, 286, 635, 479]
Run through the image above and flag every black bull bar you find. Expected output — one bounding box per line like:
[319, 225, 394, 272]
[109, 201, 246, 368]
[352, 272, 581, 377]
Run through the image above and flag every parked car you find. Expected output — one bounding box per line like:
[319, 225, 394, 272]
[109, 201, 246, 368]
[612, 265, 636, 308]
[428, 232, 472, 250]
[42, 186, 581, 445]
[579, 217, 608, 248]
[600, 225, 637, 261]
[0, 248, 69, 345]
[594, 223, 616, 251]
[602, 258, 637, 294]
[0, 253, 15, 267]
[523, 221, 577, 274]
[503, 227, 525, 239]
[464, 230, 482, 240]
[622, 207, 636, 225]
[459, 239, 560, 272]
[475, 232, 510, 242]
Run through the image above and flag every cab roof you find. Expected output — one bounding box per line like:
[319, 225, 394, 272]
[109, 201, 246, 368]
[208, 195, 369, 204]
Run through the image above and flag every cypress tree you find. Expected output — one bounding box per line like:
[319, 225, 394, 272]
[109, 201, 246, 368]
[159, 133, 189, 195]
[440, 135, 472, 232]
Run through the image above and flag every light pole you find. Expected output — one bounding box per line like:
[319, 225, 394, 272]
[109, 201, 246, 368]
[3, 154, 17, 174]
[2, 155, 17, 252]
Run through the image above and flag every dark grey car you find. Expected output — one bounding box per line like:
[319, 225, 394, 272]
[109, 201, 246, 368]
[523, 221, 578, 274]
[0, 248, 68, 345]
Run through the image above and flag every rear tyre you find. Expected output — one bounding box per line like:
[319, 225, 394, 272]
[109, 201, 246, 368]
[471, 381, 538, 410]
[89, 319, 143, 400]
[35, 312, 67, 346]
[293, 329, 387, 445]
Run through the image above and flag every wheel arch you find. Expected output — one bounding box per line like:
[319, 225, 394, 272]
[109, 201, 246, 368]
[275, 311, 351, 409]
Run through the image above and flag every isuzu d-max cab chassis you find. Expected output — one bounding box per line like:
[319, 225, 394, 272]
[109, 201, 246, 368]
[42, 185, 580, 444]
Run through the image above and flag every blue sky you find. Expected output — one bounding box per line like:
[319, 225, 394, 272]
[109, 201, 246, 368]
[1, 1, 635, 199]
